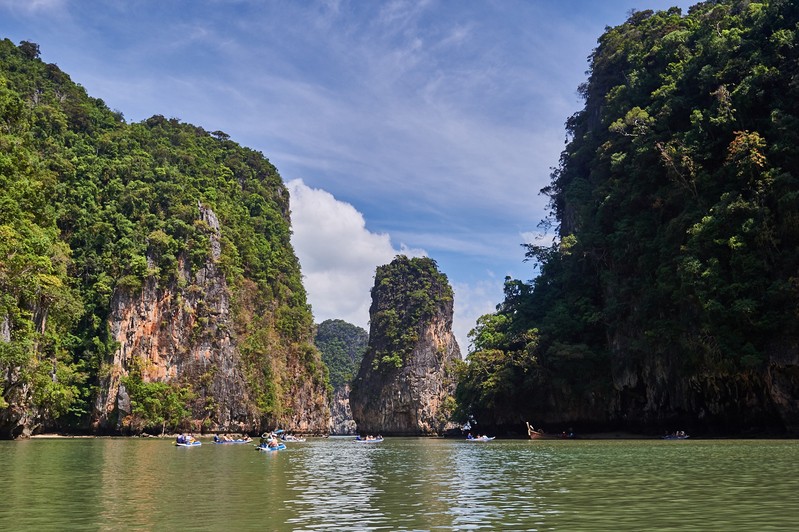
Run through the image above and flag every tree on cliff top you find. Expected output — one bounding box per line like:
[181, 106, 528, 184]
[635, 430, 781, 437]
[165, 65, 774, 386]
[368, 255, 453, 370]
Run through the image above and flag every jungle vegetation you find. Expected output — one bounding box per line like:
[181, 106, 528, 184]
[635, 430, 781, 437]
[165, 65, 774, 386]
[366, 256, 453, 370]
[315, 319, 368, 391]
[456, 0, 799, 431]
[0, 38, 324, 436]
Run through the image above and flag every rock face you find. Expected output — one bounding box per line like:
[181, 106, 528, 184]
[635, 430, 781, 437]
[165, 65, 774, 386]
[462, 4, 799, 437]
[94, 205, 244, 431]
[513, 304, 799, 435]
[329, 385, 357, 435]
[92, 204, 329, 434]
[350, 256, 460, 435]
[605, 342, 799, 433]
[0, 40, 330, 438]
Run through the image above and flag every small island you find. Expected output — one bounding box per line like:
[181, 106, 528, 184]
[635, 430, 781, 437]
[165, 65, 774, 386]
[350, 256, 461, 435]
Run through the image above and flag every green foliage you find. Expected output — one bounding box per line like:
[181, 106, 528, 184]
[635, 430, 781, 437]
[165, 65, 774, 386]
[367, 256, 453, 370]
[122, 359, 195, 434]
[455, 311, 542, 422]
[0, 58, 87, 422]
[459, 0, 799, 426]
[314, 319, 368, 390]
[0, 38, 321, 434]
[276, 304, 314, 343]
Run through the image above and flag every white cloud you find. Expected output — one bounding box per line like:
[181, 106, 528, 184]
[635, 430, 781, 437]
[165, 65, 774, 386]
[289, 177, 500, 357]
[0, 0, 65, 12]
[287, 178, 425, 331]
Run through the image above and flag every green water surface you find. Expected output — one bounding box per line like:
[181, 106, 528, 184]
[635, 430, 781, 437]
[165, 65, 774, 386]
[1, 437, 796, 530]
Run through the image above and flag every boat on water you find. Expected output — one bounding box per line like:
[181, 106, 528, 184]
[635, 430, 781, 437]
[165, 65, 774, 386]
[354, 436, 383, 443]
[280, 434, 306, 442]
[526, 422, 575, 440]
[175, 435, 200, 446]
[257, 431, 287, 451]
[256, 443, 287, 451]
[213, 436, 253, 444]
[528, 431, 560, 440]
[526, 422, 547, 440]
[175, 440, 201, 447]
[465, 433, 495, 441]
[662, 431, 690, 440]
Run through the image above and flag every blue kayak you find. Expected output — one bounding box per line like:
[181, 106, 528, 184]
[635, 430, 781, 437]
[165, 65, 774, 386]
[256, 443, 286, 451]
[175, 441, 201, 447]
[213, 438, 253, 444]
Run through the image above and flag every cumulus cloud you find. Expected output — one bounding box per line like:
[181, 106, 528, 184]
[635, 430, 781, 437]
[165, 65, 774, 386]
[287, 179, 425, 330]
[289, 178, 500, 355]
[288, 178, 511, 356]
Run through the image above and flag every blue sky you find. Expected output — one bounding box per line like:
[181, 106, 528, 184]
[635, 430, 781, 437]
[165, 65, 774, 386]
[2, 0, 697, 352]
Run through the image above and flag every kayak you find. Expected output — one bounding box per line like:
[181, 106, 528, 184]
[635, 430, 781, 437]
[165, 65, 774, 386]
[354, 437, 383, 443]
[256, 443, 286, 451]
[175, 441, 201, 447]
[213, 438, 253, 444]
[466, 436, 495, 442]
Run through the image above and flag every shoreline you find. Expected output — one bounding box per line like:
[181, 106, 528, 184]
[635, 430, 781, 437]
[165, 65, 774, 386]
[24, 432, 797, 440]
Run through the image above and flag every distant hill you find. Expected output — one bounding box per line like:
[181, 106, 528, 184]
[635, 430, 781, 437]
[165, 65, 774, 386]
[315, 319, 368, 390]
[315, 319, 367, 434]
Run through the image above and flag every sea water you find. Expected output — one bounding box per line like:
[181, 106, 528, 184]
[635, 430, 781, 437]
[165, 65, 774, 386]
[1, 437, 797, 530]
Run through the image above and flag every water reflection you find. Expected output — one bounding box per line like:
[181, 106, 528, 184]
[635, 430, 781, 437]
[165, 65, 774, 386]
[284, 437, 385, 529]
[1, 438, 797, 531]
[447, 442, 545, 529]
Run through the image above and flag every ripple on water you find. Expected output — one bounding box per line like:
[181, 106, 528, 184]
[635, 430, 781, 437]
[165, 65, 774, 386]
[1, 438, 798, 530]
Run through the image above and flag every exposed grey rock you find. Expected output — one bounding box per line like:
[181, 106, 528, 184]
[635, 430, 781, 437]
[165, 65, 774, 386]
[329, 385, 357, 435]
[350, 257, 460, 435]
[92, 203, 329, 434]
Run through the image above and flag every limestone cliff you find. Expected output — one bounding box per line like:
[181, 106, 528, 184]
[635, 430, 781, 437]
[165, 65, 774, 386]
[93, 204, 329, 434]
[0, 41, 330, 438]
[329, 385, 357, 435]
[350, 256, 460, 435]
[526, 339, 799, 435]
[94, 204, 249, 432]
[458, 4, 799, 436]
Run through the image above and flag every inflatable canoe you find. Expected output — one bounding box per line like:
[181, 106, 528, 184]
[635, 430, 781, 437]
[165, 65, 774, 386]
[175, 441, 201, 447]
[256, 443, 287, 451]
